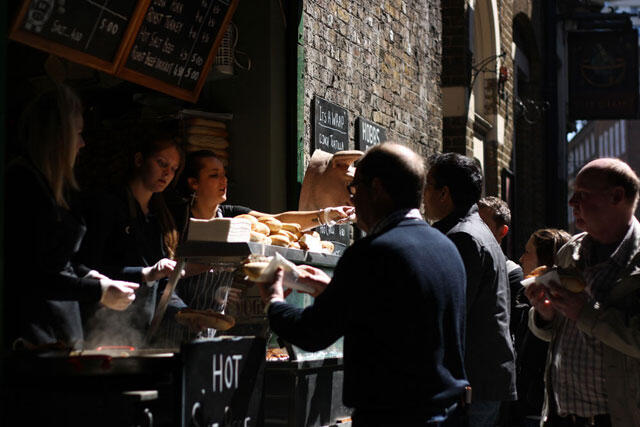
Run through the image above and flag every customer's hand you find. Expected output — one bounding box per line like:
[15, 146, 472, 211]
[545, 282, 588, 321]
[296, 265, 331, 297]
[99, 279, 139, 310]
[524, 281, 555, 322]
[257, 268, 285, 305]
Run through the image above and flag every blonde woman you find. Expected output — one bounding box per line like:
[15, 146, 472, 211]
[4, 84, 138, 350]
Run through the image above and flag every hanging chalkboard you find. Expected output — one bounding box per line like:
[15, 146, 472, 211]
[117, 0, 239, 102]
[356, 117, 387, 152]
[9, 0, 143, 73]
[10, 0, 239, 103]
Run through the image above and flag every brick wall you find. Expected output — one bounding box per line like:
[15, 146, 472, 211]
[302, 0, 442, 159]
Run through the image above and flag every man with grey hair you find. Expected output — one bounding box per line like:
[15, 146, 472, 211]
[526, 158, 640, 427]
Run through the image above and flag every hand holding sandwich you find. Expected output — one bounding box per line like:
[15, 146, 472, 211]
[524, 281, 556, 322]
[258, 266, 331, 307]
[545, 282, 588, 321]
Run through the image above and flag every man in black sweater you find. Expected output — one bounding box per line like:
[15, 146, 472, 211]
[259, 143, 469, 426]
[424, 153, 517, 427]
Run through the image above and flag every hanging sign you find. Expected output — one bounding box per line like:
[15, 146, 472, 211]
[568, 29, 638, 119]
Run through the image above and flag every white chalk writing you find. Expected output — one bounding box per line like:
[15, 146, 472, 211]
[212, 354, 243, 392]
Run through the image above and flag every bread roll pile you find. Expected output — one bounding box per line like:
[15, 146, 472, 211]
[234, 214, 334, 254]
[185, 117, 230, 167]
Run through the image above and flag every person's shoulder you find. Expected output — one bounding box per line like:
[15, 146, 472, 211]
[220, 204, 252, 217]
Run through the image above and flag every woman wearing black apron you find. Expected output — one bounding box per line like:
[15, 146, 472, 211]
[79, 123, 188, 347]
[4, 84, 138, 350]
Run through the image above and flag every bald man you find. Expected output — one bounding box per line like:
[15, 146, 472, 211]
[259, 143, 469, 426]
[525, 158, 640, 427]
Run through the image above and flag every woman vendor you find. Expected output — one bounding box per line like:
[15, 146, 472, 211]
[175, 149, 354, 234]
[170, 149, 353, 312]
[4, 84, 138, 350]
[78, 122, 189, 346]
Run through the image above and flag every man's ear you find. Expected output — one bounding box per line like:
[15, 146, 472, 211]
[611, 186, 625, 205]
[440, 185, 451, 202]
[370, 177, 391, 202]
[499, 224, 509, 240]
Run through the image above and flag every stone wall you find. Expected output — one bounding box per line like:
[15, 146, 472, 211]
[302, 0, 443, 160]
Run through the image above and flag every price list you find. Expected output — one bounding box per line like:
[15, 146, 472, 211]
[124, 0, 233, 91]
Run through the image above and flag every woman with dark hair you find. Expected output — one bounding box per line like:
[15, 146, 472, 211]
[4, 84, 138, 350]
[175, 149, 354, 233]
[78, 122, 189, 346]
[162, 150, 353, 342]
[520, 229, 572, 276]
[510, 228, 571, 427]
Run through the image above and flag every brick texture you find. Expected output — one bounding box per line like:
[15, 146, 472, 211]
[302, 0, 443, 160]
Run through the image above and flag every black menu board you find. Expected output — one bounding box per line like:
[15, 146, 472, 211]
[312, 96, 351, 246]
[9, 0, 142, 73]
[356, 117, 387, 151]
[314, 96, 349, 153]
[10, 0, 239, 103]
[118, 0, 238, 102]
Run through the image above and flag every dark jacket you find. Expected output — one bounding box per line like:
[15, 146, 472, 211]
[433, 204, 517, 402]
[268, 216, 469, 414]
[78, 187, 185, 346]
[4, 159, 102, 349]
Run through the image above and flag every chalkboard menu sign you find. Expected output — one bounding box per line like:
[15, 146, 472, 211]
[314, 96, 349, 153]
[357, 117, 387, 151]
[9, 0, 143, 73]
[10, 0, 239, 103]
[313, 96, 351, 246]
[118, 0, 238, 102]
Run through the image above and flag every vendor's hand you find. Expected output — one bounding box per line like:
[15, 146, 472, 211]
[324, 206, 355, 225]
[296, 265, 331, 297]
[257, 267, 285, 305]
[84, 269, 109, 281]
[99, 279, 139, 311]
[142, 258, 183, 282]
[524, 281, 555, 322]
[546, 282, 588, 321]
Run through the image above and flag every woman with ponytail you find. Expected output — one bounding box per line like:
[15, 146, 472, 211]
[78, 121, 188, 346]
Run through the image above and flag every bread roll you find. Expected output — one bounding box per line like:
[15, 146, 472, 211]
[186, 125, 228, 137]
[187, 118, 227, 128]
[558, 268, 586, 293]
[281, 223, 303, 238]
[235, 214, 258, 225]
[242, 261, 270, 281]
[289, 241, 301, 250]
[175, 309, 235, 331]
[525, 265, 548, 279]
[321, 241, 335, 254]
[299, 233, 322, 252]
[258, 216, 282, 234]
[276, 229, 298, 242]
[252, 222, 270, 236]
[269, 234, 290, 247]
[249, 230, 269, 243]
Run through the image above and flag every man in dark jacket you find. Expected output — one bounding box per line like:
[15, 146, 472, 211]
[424, 153, 517, 427]
[259, 143, 469, 426]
